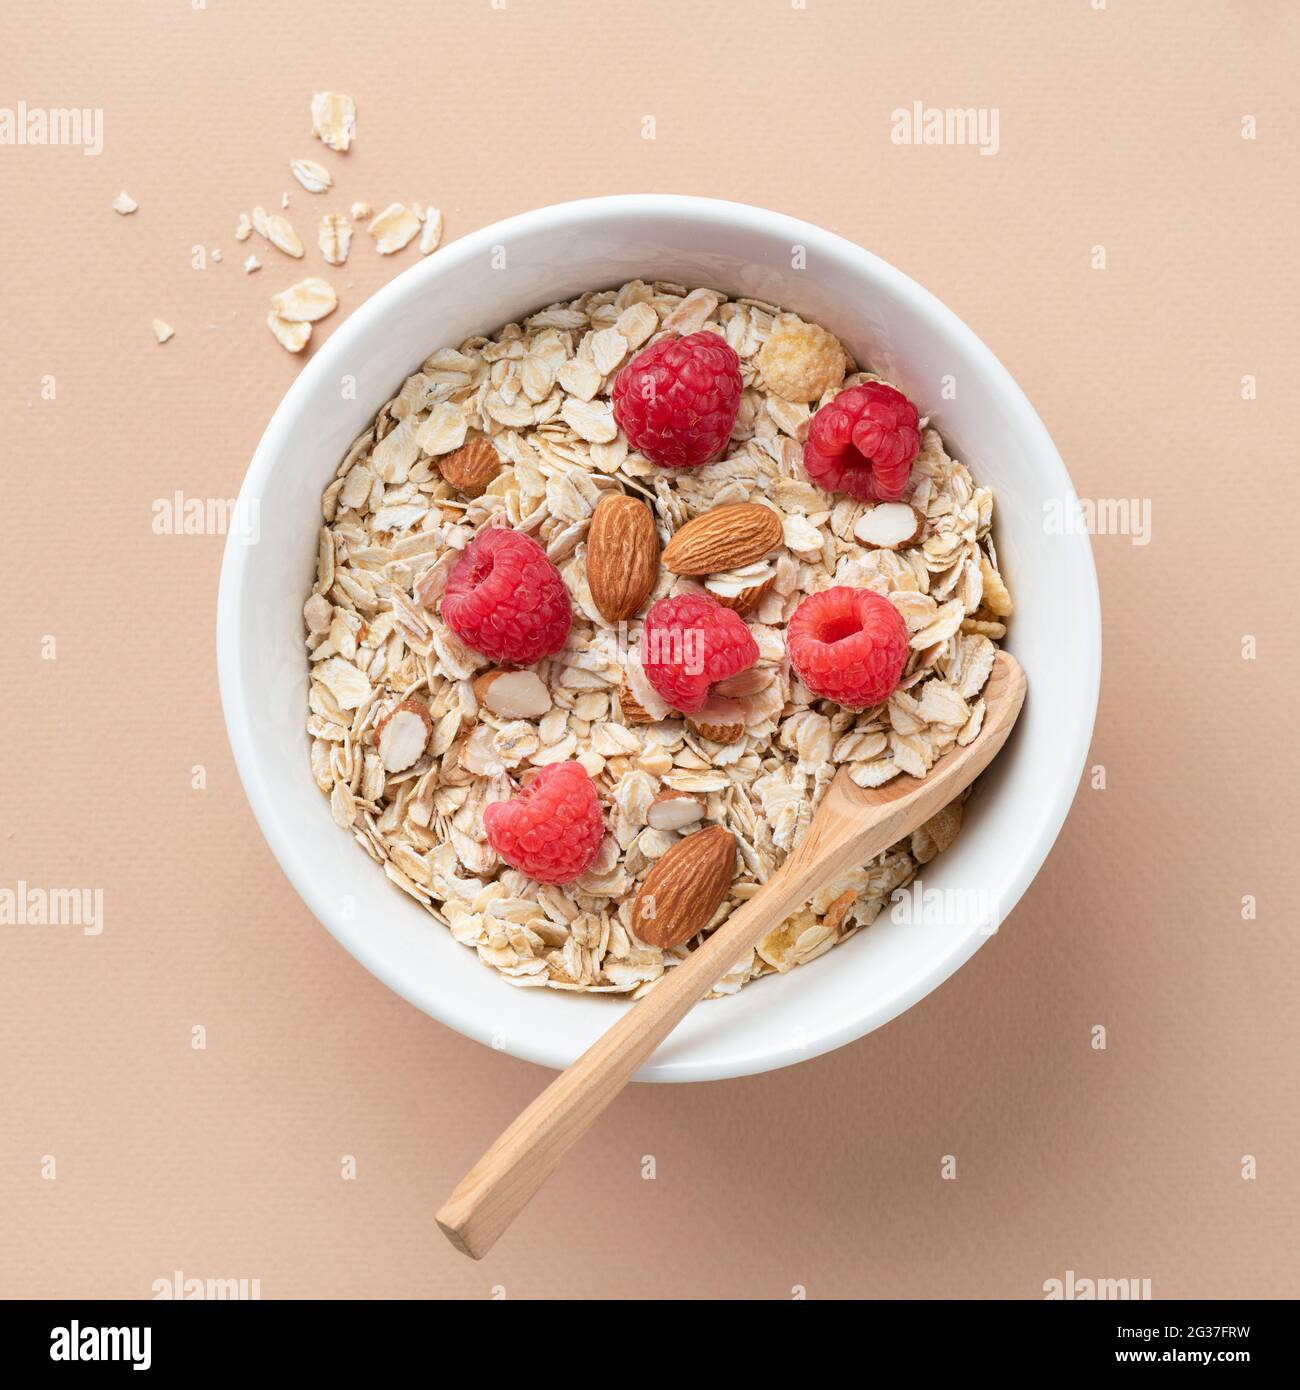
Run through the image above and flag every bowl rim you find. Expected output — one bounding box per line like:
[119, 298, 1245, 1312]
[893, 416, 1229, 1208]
[217, 193, 1101, 1081]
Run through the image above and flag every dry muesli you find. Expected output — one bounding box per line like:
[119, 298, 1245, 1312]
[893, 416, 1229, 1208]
[302, 281, 1011, 996]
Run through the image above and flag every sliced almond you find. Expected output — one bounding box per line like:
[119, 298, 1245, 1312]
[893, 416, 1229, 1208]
[438, 434, 500, 497]
[266, 312, 310, 353]
[853, 502, 925, 550]
[368, 202, 421, 254]
[623, 657, 672, 723]
[619, 683, 667, 726]
[376, 698, 432, 772]
[631, 826, 736, 950]
[310, 91, 356, 153]
[662, 502, 783, 577]
[472, 669, 552, 720]
[586, 492, 660, 622]
[712, 574, 774, 615]
[290, 158, 333, 193]
[823, 890, 859, 935]
[912, 801, 963, 864]
[270, 277, 337, 322]
[687, 694, 746, 745]
[646, 791, 705, 832]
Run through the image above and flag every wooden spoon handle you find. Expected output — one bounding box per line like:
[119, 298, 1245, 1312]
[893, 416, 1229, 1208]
[435, 861, 818, 1259]
[437, 652, 1026, 1260]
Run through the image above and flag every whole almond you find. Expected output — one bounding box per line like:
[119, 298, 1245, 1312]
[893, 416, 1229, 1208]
[438, 434, 500, 497]
[662, 503, 783, 577]
[631, 825, 736, 950]
[587, 492, 660, 621]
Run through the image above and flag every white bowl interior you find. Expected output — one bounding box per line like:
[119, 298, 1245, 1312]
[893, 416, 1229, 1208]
[218, 196, 1099, 1082]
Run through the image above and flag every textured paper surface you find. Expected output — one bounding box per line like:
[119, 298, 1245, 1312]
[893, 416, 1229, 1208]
[1, 0, 1297, 1299]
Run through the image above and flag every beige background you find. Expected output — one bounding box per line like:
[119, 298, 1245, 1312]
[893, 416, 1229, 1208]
[2, 0, 1297, 1300]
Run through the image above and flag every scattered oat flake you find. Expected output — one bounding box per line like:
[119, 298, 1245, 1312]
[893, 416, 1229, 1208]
[252, 205, 303, 258]
[418, 207, 443, 255]
[310, 91, 356, 152]
[266, 312, 310, 353]
[112, 191, 138, 215]
[318, 212, 352, 266]
[243, 255, 261, 274]
[235, 213, 252, 242]
[368, 203, 421, 254]
[152, 319, 173, 343]
[290, 158, 333, 193]
[271, 277, 337, 322]
[350, 201, 372, 220]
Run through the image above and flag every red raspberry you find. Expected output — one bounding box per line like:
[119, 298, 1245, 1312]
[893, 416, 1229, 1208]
[440, 527, 571, 665]
[612, 331, 743, 468]
[786, 587, 909, 709]
[803, 382, 920, 501]
[640, 592, 758, 714]
[483, 762, 605, 885]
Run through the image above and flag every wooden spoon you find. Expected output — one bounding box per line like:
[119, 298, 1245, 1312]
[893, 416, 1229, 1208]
[437, 650, 1026, 1259]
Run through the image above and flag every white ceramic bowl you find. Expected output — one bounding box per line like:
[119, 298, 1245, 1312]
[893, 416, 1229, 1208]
[217, 195, 1100, 1082]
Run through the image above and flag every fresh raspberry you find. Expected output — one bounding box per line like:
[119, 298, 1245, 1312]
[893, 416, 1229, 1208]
[786, 587, 909, 709]
[803, 382, 920, 501]
[640, 592, 758, 714]
[611, 331, 743, 468]
[440, 527, 571, 664]
[483, 762, 604, 885]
